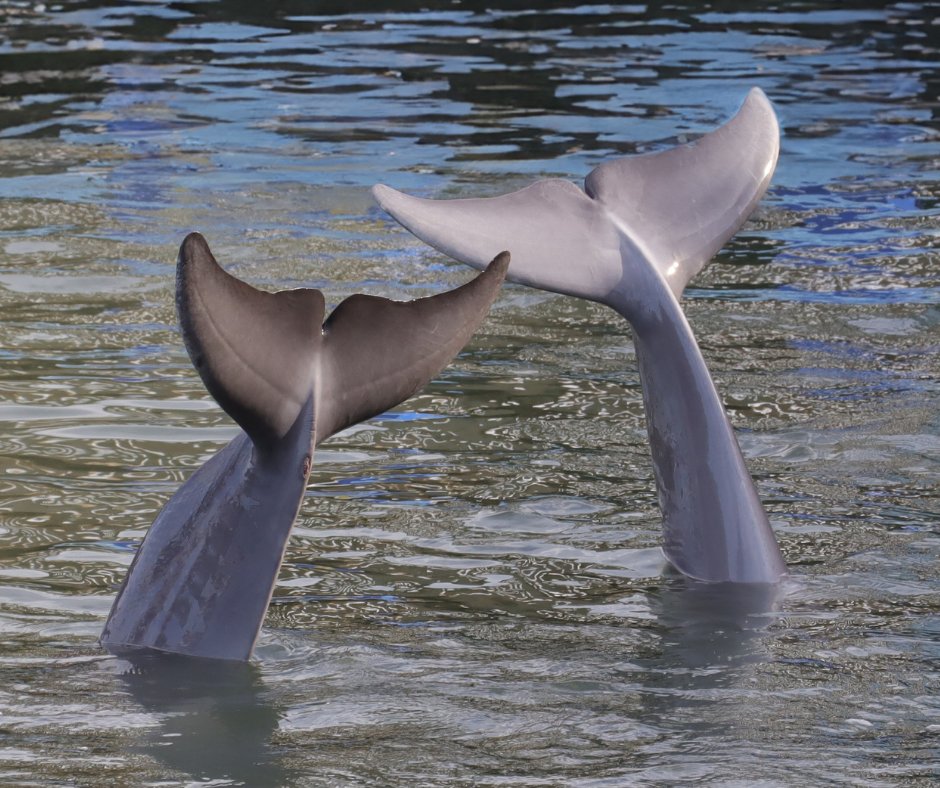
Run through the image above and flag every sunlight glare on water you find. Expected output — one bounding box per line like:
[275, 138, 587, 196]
[0, 1, 938, 785]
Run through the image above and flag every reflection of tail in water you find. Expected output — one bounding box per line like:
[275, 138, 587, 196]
[374, 89, 787, 586]
[627, 577, 785, 750]
[117, 653, 288, 784]
[100, 233, 508, 661]
[653, 574, 783, 670]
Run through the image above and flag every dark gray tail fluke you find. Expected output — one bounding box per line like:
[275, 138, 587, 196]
[177, 231, 509, 448]
[101, 235, 508, 661]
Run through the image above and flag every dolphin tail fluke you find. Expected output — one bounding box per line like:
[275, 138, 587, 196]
[372, 88, 779, 305]
[177, 233, 509, 448]
[315, 251, 510, 441]
[176, 232, 325, 451]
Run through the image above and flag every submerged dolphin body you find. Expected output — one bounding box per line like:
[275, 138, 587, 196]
[101, 233, 509, 660]
[373, 88, 787, 585]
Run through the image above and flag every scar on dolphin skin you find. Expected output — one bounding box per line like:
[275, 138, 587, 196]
[101, 233, 509, 661]
[374, 88, 788, 586]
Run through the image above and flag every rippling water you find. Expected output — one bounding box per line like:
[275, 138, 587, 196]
[0, 1, 938, 785]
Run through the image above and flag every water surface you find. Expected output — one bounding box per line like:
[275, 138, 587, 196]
[0, 1, 938, 785]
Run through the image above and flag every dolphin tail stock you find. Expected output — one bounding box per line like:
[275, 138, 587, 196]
[371, 89, 787, 585]
[102, 235, 510, 661]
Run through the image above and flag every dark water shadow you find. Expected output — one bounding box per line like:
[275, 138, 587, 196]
[114, 652, 289, 784]
[625, 575, 785, 735]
